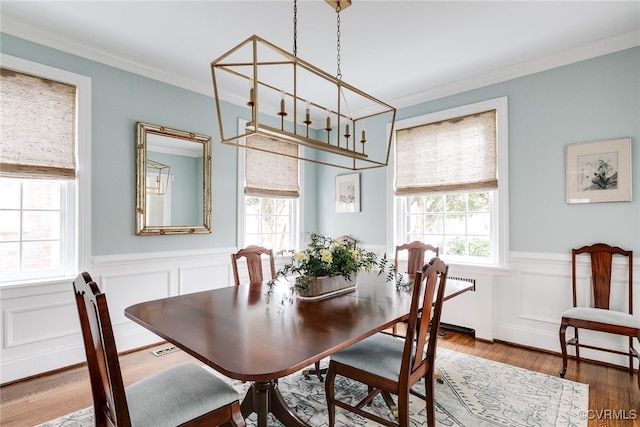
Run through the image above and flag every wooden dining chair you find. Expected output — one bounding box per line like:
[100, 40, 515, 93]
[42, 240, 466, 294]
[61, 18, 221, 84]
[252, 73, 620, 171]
[231, 245, 276, 286]
[394, 241, 439, 282]
[392, 241, 439, 335]
[73, 272, 246, 427]
[559, 243, 638, 388]
[324, 257, 449, 427]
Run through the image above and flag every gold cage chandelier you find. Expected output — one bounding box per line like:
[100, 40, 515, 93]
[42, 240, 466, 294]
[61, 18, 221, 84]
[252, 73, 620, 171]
[210, 0, 396, 171]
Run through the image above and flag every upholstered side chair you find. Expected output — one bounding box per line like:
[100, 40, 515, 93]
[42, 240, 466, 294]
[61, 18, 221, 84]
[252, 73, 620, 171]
[324, 257, 449, 427]
[73, 272, 245, 427]
[559, 243, 638, 389]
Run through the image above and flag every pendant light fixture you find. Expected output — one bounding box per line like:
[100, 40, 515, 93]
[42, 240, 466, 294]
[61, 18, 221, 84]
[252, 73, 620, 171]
[210, 0, 396, 170]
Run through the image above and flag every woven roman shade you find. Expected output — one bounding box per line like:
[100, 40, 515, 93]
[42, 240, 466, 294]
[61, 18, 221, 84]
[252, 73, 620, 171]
[1, 68, 77, 179]
[395, 109, 497, 195]
[244, 134, 299, 198]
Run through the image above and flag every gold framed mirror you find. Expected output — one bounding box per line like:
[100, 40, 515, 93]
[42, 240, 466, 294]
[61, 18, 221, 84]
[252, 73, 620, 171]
[135, 122, 212, 235]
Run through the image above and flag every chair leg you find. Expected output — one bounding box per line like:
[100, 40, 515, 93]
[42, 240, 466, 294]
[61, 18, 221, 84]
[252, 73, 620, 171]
[559, 320, 569, 378]
[397, 391, 410, 427]
[314, 361, 324, 382]
[230, 401, 246, 426]
[628, 336, 633, 374]
[324, 362, 337, 427]
[424, 369, 435, 427]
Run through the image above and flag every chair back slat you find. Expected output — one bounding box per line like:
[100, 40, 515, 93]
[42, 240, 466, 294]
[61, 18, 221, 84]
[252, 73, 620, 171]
[572, 243, 633, 312]
[231, 245, 276, 286]
[402, 257, 448, 380]
[73, 272, 130, 426]
[590, 251, 613, 309]
[395, 241, 439, 281]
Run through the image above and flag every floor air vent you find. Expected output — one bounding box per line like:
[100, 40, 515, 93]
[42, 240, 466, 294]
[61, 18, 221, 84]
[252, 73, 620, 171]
[151, 345, 180, 357]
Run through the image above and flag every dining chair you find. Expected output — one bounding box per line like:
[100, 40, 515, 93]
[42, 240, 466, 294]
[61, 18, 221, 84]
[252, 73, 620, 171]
[559, 243, 638, 389]
[394, 241, 439, 282]
[231, 245, 276, 286]
[324, 256, 449, 427]
[335, 234, 357, 246]
[392, 241, 439, 336]
[73, 272, 246, 427]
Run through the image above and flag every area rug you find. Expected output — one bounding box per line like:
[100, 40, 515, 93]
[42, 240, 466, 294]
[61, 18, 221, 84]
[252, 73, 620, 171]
[36, 348, 588, 426]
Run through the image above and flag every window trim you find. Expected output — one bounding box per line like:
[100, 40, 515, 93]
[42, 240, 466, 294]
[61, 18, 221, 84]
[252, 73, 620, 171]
[1, 54, 91, 285]
[387, 97, 509, 268]
[236, 119, 303, 251]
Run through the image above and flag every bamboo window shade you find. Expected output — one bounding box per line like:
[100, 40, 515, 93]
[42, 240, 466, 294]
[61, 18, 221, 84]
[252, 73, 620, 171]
[395, 109, 497, 195]
[244, 134, 299, 198]
[0, 68, 77, 180]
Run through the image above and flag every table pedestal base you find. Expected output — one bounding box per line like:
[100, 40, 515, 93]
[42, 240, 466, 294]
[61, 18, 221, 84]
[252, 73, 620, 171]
[240, 380, 310, 427]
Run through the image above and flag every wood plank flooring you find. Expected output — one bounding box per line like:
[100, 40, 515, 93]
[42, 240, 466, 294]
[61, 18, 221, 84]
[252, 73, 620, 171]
[2, 332, 639, 426]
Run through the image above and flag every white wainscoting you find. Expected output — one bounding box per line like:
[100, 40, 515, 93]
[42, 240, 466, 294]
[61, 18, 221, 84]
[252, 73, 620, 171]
[495, 251, 640, 370]
[0, 247, 239, 384]
[1, 249, 638, 384]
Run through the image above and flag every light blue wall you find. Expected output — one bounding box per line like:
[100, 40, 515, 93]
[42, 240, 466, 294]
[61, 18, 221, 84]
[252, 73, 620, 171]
[1, 33, 319, 255]
[319, 47, 640, 255]
[2, 33, 638, 256]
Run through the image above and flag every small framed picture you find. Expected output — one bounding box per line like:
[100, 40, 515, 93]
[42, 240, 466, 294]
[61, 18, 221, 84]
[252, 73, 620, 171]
[566, 137, 631, 203]
[335, 173, 360, 213]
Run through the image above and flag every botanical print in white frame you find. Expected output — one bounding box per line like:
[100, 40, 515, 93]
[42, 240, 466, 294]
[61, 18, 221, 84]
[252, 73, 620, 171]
[566, 137, 631, 203]
[335, 173, 360, 212]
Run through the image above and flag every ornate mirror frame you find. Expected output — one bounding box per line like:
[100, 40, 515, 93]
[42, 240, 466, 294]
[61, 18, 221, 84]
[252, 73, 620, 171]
[135, 122, 212, 235]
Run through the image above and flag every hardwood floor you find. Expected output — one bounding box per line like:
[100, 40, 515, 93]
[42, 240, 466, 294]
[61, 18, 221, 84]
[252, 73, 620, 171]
[2, 333, 639, 426]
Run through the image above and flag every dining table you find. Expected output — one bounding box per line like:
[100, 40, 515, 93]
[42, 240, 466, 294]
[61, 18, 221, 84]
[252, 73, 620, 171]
[124, 275, 474, 427]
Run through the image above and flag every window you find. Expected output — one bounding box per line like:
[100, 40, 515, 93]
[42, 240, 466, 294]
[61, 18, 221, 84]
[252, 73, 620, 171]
[244, 196, 295, 250]
[0, 55, 91, 283]
[238, 120, 301, 252]
[391, 97, 508, 267]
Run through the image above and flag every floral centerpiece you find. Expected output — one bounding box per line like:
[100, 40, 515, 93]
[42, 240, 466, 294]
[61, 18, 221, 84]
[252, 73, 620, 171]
[273, 233, 386, 297]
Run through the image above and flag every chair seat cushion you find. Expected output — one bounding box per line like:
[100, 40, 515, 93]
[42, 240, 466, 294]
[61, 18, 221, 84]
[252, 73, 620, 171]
[562, 307, 640, 329]
[331, 333, 405, 381]
[126, 362, 240, 427]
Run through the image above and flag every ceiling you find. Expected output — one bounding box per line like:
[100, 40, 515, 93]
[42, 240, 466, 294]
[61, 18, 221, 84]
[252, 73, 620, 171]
[2, 1, 639, 110]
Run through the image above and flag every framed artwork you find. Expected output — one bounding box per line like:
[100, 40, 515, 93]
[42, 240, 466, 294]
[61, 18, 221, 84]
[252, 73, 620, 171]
[566, 137, 631, 204]
[335, 173, 360, 213]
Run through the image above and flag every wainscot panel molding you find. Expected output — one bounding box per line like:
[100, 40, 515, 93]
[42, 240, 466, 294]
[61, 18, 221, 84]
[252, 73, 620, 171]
[496, 251, 640, 370]
[2, 249, 638, 384]
[0, 247, 238, 384]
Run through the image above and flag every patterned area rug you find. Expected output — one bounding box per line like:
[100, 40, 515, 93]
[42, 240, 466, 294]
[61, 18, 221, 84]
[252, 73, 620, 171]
[37, 348, 588, 426]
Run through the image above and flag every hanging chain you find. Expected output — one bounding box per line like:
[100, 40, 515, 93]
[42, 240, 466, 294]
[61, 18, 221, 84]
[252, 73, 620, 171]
[293, 0, 298, 57]
[335, 5, 342, 79]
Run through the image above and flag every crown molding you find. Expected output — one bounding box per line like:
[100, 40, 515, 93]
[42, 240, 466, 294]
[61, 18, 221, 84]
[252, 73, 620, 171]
[2, 15, 638, 108]
[391, 29, 640, 109]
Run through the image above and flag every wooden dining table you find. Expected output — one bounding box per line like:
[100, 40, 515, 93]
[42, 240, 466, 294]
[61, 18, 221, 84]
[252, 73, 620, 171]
[124, 276, 473, 427]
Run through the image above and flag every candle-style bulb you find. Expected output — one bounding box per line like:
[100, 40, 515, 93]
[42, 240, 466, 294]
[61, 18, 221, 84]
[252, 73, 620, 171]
[304, 100, 311, 124]
[278, 88, 287, 117]
[247, 79, 255, 107]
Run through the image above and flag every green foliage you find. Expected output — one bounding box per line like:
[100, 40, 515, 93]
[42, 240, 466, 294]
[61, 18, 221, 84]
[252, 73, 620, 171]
[376, 253, 413, 291]
[273, 233, 390, 291]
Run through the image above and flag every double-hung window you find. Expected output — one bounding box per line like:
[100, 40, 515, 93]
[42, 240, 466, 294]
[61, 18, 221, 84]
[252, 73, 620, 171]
[0, 55, 90, 284]
[391, 97, 508, 267]
[238, 120, 300, 252]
